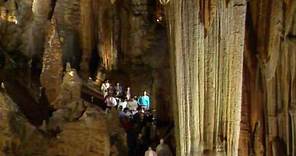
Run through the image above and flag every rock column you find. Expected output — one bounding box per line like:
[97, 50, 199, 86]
[165, 0, 247, 155]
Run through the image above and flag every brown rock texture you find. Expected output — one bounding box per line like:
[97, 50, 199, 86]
[79, 0, 94, 79]
[47, 107, 110, 156]
[40, 18, 63, 103]
[0, 92, 48, 156]
[46, 68, 111, 156]
[4, 0, 296, 156]
[243, 0, 296, 155]
[97, 0, 118, 71]
[0, 92, 18, 155]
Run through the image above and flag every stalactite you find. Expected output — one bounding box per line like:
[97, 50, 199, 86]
[40, 18, 63, 104]
[54, 0, 81, 69]
[79, 0, 94, 79]
[166, 0, 246, 155]
[97, 1, 117, 71]
[30, 0, 52, 57]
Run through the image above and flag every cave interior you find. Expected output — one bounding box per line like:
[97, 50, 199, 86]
[0, 0, 296, 156]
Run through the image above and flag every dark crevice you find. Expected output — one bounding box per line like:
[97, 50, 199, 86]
[5, 79, 53, 126]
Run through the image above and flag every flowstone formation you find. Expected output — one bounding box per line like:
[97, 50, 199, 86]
[165, 0, 246, 155]
[243, 0, 296, 155]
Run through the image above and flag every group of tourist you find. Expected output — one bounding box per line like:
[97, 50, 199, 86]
[100, 80, 173, 156]
[100, 80, 151, 112]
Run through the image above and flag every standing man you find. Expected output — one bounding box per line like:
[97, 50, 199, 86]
[138, 91, 150, 110]
[105, 95, 117, 113]
[101, 80, 110, 97]
[156, 138, 173, 156]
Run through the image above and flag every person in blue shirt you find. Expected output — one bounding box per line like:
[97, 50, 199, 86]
[138, 91, 150, 110]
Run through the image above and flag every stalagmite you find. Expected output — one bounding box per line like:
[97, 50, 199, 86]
[165, 0, 246, 155]
[46, 67, 111, 156]
[40, 18, 63, 104]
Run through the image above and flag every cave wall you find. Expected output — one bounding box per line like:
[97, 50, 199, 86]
[242, 0, 296, 155]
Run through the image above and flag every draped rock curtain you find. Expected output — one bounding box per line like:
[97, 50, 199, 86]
[165, 0, 247, 155]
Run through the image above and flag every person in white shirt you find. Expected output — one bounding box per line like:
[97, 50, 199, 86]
[118, 98, 127, 109]
[105, 95, 117, 108]
[101, 80, 110, 97]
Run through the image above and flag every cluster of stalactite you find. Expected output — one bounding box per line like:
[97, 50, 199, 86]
[165, 0, 247, 155]
[96, 0, 118, 71]
[7, 0, 118, 78]
[69, 0, 121, 77]
[39, 0, 119, 102]
[243, 0, 296, 155]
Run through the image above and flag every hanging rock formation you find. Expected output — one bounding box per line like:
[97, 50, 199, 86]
[79, 0, 94, 79]
[165, 0, 247, 155]
[97, 0, 118, 71]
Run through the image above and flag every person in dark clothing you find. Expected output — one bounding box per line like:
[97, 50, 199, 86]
[134, 133, 147, 156]
[126, 128, 137, 156]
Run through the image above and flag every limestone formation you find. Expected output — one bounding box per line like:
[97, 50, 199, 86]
[40, 18, 63, 103]
[165, 0, 246, 155]
[46, 106, 110, 156]
[79, 0, 94, 79]
[0, 92, 48, 156]
[0, 92, 18, 155]
[47, 68, 111, 156]
[243, 0, 296, 155]
[97, 0, 118, 71]
[1, 0, 296, 156]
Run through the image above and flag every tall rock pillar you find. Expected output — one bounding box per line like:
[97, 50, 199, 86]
[165, 0, 247, 155]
